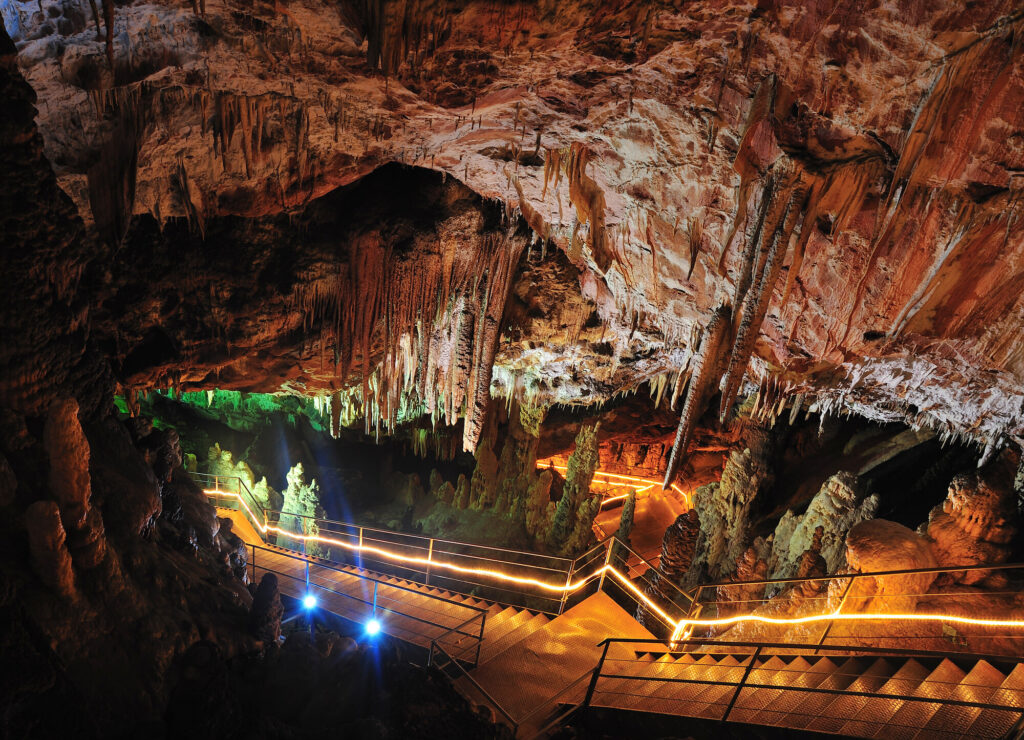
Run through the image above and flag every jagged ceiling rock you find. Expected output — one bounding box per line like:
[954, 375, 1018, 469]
[5, 0, 1024, 451]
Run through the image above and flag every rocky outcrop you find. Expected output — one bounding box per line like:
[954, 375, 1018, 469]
[923, 456, 1019, 584]
[769, 472, 878, 579]
[715, 542, 769, 618]
[845, 519, 938, 613]
[547, 420, 601, 556]
[44, 398, 107, 568]
[689, 428, 774, 582]
[278, 463, 324, 556]
[248, 572, 283, 646]
[637, 509, 700, 629]
[86, 414, 161, 540]
[215, 517, 248, 584]
[25, 499, 75, 599]
[43, 398, 92, 531]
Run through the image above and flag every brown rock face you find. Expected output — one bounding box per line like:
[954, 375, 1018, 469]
[659, 509, 702, 583]
[690, 427, 774, 581]
[249, 572, 283, 646]
[25, 500, 76, 599]
[43, 398, 92, 530]
[769, 472, 878, 579]
[3, 0, 1023, 457]
[716, 542, 768, 618]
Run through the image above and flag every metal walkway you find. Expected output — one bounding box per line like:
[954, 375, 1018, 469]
[199, 472, 1024, 739]
[584, 639, 1024, 739]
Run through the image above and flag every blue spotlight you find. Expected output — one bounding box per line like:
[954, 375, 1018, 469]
[365, 618, 381, 636]
[302, 593, 317, 610]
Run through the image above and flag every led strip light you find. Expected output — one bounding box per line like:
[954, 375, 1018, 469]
[207, 489, 1024, 639]
[539, 464, 694, 507]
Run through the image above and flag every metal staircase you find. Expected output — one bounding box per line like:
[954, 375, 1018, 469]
[197, 472, 1024, 739]
[583, 638, 1024, 738]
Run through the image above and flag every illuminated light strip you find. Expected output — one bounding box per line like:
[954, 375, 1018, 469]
[208, 489, 604, 592]
[541, 464, 692, 506]
[207, 489, 1024, 638]
[669, 610, 1024, 643]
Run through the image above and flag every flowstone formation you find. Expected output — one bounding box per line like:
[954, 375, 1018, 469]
[278, 462, 326, 557]
[922, 454, 1020, 584]
[547, 420, 601, 556]
[687, 424, 774, 582]
[769, 472, 879, 579]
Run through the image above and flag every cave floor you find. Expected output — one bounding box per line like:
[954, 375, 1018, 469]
[592, 489, 687, 565]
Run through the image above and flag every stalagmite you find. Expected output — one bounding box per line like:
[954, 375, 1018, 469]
[25, 500, 76, 599]
[663, 304, 733, 489]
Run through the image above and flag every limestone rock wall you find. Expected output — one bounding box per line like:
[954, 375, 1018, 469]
[769, 472, 878, 579]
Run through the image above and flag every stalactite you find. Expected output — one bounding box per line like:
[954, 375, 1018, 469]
[719, 161, 809, 423]
[87, 97, 146, 248]
[294, 221, 527, 452]
[685, 215, 704, 280]
[564, 142, 612, 272]
[86, 0, 102, 40]
[102, 0, 114, 67]
[663, 303, 733, 488]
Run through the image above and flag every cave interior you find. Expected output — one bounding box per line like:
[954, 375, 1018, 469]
[2, 0, 1024, 737]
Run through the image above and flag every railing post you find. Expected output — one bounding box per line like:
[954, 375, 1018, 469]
[357, 527, 364, 570]
[426, 538, 434, 586]
[475, 611, 486, 668]
[816, 576, 853, 654]
[558, 558, 576, 615]
[596, 538, 615, 593]
[583, 640, 611, 708]
[721, 644, 761, 723]
[372, 581, 378, 620]
[672, 584, 702, 648]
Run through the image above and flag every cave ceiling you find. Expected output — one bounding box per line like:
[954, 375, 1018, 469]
[4, 0, 1024, 456]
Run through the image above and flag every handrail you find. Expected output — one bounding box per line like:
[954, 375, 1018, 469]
[200, 472, 580, 611]
[429, 640, 518, 731]
[611, 537, 692, 609]
[252, 541, 489, 617]
[697, 560, 1024, 590]
[594, 636, 1024, 665]
[433, 609, 487, 667]
[583, 636, 1024, 725]
[514, 667, 593, 739]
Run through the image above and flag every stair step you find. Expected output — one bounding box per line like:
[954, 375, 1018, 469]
[798, 658, 897, 734]
[783, 658, 870, 730]
[915, 659, 1008, 738]
[870, 659, 966, 739]
[837, 659, 933, 737]
[479, 612, 550, 664]
[663, 654, 748, 721]
[729, 656, 818, 726]
[964, 663, 1024, 738]
[482, 606, 521, 635]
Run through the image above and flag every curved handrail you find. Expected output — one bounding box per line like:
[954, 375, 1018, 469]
[429, 641, 518, 731]
[697, 560, 1024, 590]
[252, 541, 488, 617]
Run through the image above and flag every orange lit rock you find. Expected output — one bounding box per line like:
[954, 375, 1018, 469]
[25, 500, 75, 599]
[924, 456, 1019, 584]
[845, 519, 938, 613]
